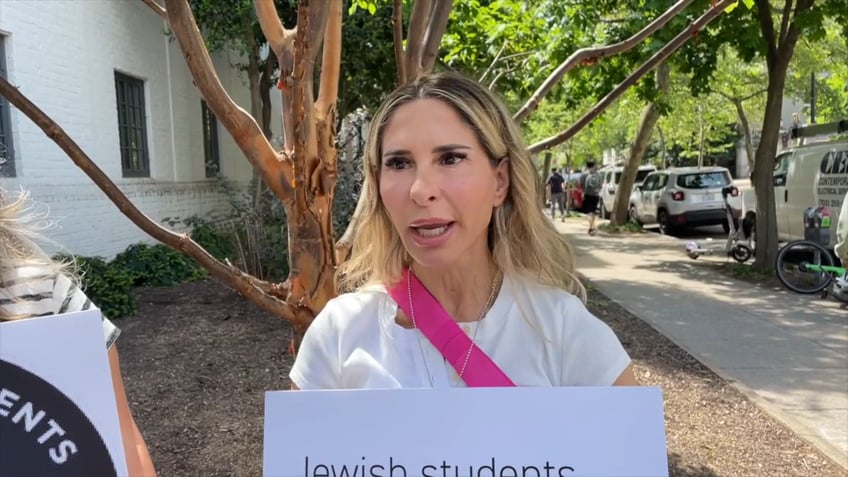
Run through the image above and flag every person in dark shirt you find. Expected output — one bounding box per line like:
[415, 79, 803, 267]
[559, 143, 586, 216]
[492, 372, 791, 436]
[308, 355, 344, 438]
[579, 161, 603, 235]
[546, 168, 566, 221]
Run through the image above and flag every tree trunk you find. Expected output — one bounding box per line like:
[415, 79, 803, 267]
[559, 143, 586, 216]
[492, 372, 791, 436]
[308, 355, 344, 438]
[541, 152, 552, 207]
[752, 60, 791, 271]
[750, 0, 811, 272]
[611, 62, 670, 226]
[732, 98, 756, 176]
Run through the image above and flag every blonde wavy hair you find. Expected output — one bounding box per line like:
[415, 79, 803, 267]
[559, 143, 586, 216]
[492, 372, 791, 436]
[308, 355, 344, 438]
[0, 188, 76, 321]
[338, 71, 585, 300]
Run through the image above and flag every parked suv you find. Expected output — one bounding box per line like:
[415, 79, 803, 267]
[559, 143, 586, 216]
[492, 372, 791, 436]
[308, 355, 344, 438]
[629, 166, 741, 235]
[598, 164, 657, 219]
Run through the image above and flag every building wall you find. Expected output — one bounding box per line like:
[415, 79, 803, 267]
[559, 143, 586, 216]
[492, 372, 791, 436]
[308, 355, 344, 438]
[0, 0, 282, 258]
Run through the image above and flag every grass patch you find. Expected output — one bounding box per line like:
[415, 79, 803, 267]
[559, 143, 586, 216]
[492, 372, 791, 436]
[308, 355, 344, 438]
[714, 262, 779, 286]
[599, 221, 645, 234]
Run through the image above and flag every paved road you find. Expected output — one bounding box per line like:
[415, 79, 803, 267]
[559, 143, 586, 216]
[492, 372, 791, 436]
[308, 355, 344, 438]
[556, 218, 848, 470]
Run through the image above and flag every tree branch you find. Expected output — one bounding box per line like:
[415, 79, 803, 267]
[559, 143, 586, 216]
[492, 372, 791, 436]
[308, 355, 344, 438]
[406, 0, 433, 78]
[513, 0, 695, 123]
[254, 0, 297, 154]
[420, 0, 454, 73]
[140, 0, 166, 18]
[526, 0, 734, 154]
[777, 0, 793, 46]
[303, 1, 329, 66]
[164, 0, 293, 204]
[279, 37, 298, 155]
[392, 0, 407, 84]
[732, 97, 756, 174]
[488, 56, 530, 90]
[254, 0, 286, 56]
[779, 0, 814, 53]
[756, 0, 779, 69]
[293, 0, 327, 144]
[478, 41, 508, 83]
[716, 87, 767, 103]
[0, 76, 301, 326]
[316, 0, 342, 117]
[740, 87, 768, 102]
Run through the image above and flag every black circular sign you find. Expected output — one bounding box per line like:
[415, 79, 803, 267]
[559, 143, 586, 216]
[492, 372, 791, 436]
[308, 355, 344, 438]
[0, 359, 118, 477]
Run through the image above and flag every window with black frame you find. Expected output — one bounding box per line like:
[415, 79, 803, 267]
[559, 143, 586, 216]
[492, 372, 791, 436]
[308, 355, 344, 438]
[201, 100, 220, 178]
[0, 37, 14, 177]
[114, 72, 150, 177]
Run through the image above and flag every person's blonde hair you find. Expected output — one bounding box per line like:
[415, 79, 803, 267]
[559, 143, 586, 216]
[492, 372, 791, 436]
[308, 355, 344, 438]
[338, 71, 585, 300]
[0, 188, 76, 321]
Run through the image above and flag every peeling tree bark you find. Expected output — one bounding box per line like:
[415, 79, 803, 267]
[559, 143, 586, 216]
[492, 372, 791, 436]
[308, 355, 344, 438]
[165, 0, 294, 205]
[0, 75, 294, 322]
[252, 0, 343, 349]
[160, 0, 344, 347]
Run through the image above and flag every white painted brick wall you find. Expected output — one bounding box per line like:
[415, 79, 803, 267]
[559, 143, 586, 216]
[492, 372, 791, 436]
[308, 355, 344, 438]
[0, 0, 283, 258]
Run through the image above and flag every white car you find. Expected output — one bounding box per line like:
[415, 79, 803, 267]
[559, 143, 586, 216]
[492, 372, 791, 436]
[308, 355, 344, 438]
[598, 164, 657, 219]
[629, 166, 742, 235]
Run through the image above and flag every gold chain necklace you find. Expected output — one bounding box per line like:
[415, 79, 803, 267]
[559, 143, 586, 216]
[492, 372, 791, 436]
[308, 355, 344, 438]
[407, 268, 502, 380]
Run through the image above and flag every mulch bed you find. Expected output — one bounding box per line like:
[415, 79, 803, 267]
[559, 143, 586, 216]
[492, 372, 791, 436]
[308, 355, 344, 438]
[115, 280, 846, 476]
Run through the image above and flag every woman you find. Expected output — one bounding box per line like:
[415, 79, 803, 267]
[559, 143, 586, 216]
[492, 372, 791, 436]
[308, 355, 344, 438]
[0, 189, 157, 476]
[290, 71, 637, 389]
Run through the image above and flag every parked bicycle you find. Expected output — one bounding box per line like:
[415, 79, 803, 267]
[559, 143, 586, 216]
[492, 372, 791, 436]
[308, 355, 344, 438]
[774, 239, 848, 303]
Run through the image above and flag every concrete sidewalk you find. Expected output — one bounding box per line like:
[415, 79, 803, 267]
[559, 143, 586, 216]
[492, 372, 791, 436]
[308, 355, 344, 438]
[556, 219, 848, 470]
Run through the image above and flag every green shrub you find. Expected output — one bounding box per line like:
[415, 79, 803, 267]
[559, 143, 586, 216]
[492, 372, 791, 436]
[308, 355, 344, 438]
[190, 222, 234, 261]
[111, 242, 207, 287]
[55, 254, 136, 320]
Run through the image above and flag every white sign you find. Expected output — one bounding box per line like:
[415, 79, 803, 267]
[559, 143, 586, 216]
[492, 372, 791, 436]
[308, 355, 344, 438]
[0, 310, 128, 477]
[264, 386, 668, 477]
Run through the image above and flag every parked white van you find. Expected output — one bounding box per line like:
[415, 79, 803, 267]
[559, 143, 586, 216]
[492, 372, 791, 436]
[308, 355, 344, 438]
[741, 138, 848, 249]
[598, 164, 657, 219]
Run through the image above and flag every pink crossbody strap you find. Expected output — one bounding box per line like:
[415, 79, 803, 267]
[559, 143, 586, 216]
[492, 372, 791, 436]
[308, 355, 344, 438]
[386, 268, 515, 387]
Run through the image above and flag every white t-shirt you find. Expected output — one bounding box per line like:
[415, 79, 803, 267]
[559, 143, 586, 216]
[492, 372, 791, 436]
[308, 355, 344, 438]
[290, 273, 631, 389]
[0, 265, 120, 349]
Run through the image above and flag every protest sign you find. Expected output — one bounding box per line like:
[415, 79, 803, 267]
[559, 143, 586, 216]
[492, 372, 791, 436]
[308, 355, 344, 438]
[264, 386, 667, 477]
[0, 310, 128, 476]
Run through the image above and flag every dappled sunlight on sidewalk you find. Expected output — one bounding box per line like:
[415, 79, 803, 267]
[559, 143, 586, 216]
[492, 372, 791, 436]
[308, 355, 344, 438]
[553, 217, 848, 470]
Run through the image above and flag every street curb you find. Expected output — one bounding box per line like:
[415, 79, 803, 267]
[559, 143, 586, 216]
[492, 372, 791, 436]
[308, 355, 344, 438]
[579, 272, 848, 471]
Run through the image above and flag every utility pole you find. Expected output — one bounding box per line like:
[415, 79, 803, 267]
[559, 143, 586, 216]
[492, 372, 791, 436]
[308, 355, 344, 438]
[810, 72, 817, 124]
[697, 104, 705, 167]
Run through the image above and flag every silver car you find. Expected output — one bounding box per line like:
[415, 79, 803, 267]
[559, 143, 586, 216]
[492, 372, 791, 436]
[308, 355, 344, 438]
[629, 166, 742, 235]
